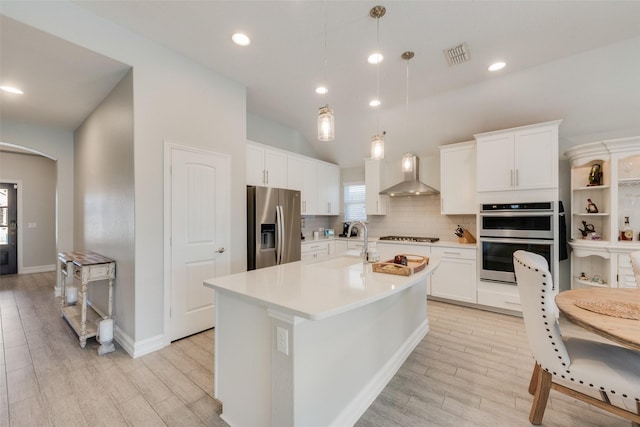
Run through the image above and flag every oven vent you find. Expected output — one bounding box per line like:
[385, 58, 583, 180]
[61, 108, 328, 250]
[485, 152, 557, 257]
[444, 42, 470, 66]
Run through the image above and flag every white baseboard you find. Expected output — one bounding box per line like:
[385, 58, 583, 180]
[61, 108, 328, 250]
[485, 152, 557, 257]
[115, 326, 166, 359]
[329, 318, 430, 427]
[22, 264, 56, 274]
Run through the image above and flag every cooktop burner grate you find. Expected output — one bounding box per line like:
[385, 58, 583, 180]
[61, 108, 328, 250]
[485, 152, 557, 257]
[379, 236, 440, 243]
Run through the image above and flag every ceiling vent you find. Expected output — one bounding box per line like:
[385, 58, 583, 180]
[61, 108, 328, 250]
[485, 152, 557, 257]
[444, 42, 470, 66]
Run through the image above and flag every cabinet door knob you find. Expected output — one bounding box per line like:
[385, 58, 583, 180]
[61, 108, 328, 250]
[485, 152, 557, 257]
[216, 247, 225, 253]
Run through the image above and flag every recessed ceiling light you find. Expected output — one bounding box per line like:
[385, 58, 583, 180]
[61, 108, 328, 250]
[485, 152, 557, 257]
[232, 33, 251, 46]
[488, 61, 506, 72]
[315, 86, 328, 95]
[0, 85, 24, 95]
[367, 52, 383, 65]
[369, 99, 381, 107]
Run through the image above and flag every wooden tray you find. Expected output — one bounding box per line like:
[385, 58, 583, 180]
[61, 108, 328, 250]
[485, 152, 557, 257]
[372, 255, 429, 276]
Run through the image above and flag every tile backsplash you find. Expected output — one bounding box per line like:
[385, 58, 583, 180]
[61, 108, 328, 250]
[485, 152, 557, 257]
[303, 194, 476, 242]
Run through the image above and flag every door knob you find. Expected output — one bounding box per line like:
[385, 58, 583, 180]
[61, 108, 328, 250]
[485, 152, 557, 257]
[216, 247, 225, 253]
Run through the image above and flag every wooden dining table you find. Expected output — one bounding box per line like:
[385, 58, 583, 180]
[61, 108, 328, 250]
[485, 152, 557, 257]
[555, 287, 640, 352]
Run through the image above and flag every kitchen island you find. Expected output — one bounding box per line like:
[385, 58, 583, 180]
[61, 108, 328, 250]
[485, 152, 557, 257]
[203, 254, 440, 427]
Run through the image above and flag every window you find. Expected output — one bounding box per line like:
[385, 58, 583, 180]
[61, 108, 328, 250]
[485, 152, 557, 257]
[343, 182, 366, 222]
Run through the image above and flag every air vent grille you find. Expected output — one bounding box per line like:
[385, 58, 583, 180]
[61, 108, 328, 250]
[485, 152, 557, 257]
[444, 42, 470, 66]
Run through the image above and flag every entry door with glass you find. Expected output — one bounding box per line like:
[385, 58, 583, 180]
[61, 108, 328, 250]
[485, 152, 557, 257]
[0, 183, 18, 275]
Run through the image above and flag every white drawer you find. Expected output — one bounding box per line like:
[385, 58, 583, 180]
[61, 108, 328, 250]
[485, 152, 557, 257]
[477, 282, 521, 312]
[301, 241, 330, 254]
[431, 246, 476, 260]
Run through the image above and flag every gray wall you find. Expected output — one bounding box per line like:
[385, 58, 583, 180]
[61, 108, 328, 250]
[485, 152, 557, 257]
[3, 1, 248, 352]
[0, 121, 75, 261]
[74, 69, 135, 335]
[0, 151, 56, 270]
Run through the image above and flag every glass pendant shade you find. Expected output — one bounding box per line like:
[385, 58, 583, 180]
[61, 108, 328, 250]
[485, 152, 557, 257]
[318, 105, 335, 141]
[402, 153, 414, 172]
[371, 134, 384, 159]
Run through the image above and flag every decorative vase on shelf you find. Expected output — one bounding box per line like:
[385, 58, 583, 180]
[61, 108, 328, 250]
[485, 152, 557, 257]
[586, 198, 599, 213]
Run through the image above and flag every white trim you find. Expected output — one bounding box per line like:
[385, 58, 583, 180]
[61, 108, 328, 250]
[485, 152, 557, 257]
[114, 325, 165, 359]
[329, 318, 430, 427]
[22, 264, 56, 274]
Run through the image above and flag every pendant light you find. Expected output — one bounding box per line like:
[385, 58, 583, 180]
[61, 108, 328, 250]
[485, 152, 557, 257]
[369, 5, 386, 159]
[401, 51, 415, 172]
[317, 1, 335, 141]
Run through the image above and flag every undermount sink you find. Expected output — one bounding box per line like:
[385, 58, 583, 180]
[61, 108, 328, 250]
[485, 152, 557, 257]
[310, 255, 363, 269]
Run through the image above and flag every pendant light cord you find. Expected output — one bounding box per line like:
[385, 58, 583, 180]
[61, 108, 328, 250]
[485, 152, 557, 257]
[323, 0, 328, 87]
[405, 55, 410, 143]
[375, 16, 380, 134]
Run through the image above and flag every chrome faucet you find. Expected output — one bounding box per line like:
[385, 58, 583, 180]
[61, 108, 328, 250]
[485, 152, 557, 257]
[347, 221, 368, 261]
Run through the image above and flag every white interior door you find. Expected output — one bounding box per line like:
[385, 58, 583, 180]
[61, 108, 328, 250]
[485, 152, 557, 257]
[169, 146, 230, 341]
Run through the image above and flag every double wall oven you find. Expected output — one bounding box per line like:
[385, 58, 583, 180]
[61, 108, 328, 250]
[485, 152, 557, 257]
[479, 202, 555, 285]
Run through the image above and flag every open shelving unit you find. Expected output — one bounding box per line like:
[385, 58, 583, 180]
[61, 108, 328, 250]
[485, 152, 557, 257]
[565, 137, 640, 290]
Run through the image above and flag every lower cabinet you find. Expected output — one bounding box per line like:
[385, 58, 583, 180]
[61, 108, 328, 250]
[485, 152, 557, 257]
[301, 240, 331, 261]
[430, 246, 477, 303]
[332, 240, 347, 256]
[617, 252, 638, 289]
[477, 281, 521, 312]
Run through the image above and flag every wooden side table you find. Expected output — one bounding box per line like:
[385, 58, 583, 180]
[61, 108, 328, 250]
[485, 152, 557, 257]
[58, 251, 116, 348]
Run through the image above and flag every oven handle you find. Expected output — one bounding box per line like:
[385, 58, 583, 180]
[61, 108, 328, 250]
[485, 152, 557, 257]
[479, 211, 553, 217]
[480, 236, 553, 245]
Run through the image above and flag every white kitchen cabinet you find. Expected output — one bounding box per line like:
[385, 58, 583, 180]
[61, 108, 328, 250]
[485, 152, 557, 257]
[301, 240, 331, 261]
[317, 162, 340, 215]
[475, 120, 561, 193]
[365, 158, 387, 215]
[439, 141, 476, 214]
[246, 141, 287, 188]
[332, 240, 347, 256]
[287, 154, 318, 215]
[430, 246, 477, 303]
[477, 281, 521, 313]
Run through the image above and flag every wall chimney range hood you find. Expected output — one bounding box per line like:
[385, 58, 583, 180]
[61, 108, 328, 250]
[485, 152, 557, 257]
[379, 155, 439, 196]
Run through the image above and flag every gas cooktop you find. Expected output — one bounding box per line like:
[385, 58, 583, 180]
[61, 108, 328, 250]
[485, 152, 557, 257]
[378, 236, 440, 243]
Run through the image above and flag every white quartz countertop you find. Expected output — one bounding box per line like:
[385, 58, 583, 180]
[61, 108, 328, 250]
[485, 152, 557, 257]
[204, 255, 440, 321]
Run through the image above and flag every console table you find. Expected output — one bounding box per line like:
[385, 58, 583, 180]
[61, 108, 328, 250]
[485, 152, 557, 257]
[58, 251, 115, 348]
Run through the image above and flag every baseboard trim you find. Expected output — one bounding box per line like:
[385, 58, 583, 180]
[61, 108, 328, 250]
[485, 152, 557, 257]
[116, 328, 166, 359]
[329, 318, 430, 427]
[22, 264, 56, 274]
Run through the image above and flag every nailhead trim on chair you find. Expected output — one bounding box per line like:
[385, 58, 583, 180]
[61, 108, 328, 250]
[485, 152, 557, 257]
[514, 255, 640, 402]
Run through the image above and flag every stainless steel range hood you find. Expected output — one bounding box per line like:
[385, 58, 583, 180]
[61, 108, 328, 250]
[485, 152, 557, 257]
[379, 155, 439, 196]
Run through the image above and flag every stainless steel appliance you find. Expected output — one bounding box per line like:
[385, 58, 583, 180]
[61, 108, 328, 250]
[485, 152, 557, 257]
[479, 202, 555, 285]
[247, 186, 301, 270]
[379, 236, 440, 243]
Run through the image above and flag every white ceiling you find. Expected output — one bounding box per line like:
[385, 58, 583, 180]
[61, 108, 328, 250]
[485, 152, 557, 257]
[2, 1, 640, 167]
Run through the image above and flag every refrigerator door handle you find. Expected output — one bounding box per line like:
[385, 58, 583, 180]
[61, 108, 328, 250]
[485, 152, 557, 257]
[276, 205, 283, 264]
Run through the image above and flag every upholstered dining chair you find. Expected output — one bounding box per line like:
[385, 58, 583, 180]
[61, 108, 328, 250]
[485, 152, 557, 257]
[513, 250, 640, 425]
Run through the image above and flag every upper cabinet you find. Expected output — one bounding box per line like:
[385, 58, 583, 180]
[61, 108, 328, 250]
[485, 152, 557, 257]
[287, 154, 318, 215]
[365, 158, 387, 215]
[317, 162, 340, 215]
[475, 120, 562, 193]
[247, 141, 341, 216]
[246, 141, 288, 188]
[439, 141, 476, 214]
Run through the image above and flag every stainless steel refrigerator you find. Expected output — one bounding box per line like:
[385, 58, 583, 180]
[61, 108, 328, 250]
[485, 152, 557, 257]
[247, 186, 301, 270]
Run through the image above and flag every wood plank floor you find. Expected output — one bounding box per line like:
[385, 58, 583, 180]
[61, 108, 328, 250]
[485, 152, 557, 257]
[0, 272, 633, 426]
